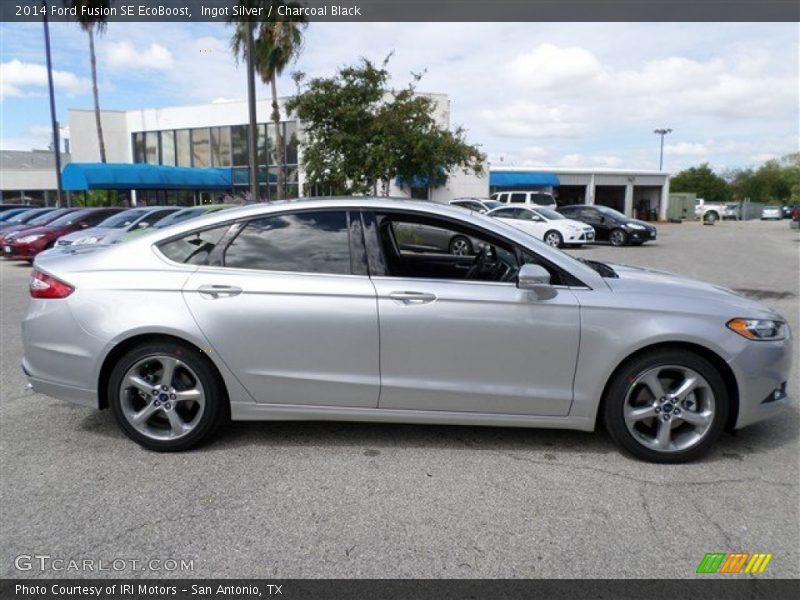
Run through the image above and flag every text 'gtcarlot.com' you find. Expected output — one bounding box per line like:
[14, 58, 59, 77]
[13, 554, 194, 572]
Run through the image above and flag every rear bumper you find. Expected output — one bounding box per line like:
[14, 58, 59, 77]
[24, 365, 99, 408]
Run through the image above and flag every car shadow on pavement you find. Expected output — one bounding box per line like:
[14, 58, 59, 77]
[76, 403, 797, 463]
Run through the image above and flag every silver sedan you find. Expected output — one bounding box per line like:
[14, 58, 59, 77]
[22, 198, 792, 462]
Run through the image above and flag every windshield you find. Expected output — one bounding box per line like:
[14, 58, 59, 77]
[47, 209, 93, 227]
[533, 208, 564, 220]
[98, 209, 148, 228]
[29, 208, 70, 226]
[0, 209, 27, 222]
[5, 209, 41, 224]
[155, 207, 207, 228]
[595, 205, 627, 220]
[483, 200, 503, 210]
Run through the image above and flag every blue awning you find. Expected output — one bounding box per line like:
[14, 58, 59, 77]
[62, 163, 233, 191]
[490, 171, 560, 187]
[395, 166, 448, 189]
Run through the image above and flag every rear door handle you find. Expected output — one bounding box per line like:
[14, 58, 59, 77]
[388, 291, 437, 305]
[197, 284, 242, 299]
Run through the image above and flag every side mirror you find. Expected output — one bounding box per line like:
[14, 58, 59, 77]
[517, 263, 557, 299]
[79, 222, 89, 228]
[138, 221, 149, 228]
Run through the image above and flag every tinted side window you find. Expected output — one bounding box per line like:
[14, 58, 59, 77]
[224, 211, 351, 275]
[158, 225, 231, 265]
[84, 210, 118, 226]
[510, 193, 527, 204]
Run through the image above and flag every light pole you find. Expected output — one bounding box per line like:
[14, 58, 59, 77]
[245, 21, 259, 203]
[654, 128, 672, 171]
[42, 0, 64, 207]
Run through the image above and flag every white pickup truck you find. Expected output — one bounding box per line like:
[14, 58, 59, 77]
[694, 198, 727, 223]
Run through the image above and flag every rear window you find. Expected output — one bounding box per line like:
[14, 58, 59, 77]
[158, 225, 231, 265]
[531, 194, 555, 206]
[224, 210, 351, 275]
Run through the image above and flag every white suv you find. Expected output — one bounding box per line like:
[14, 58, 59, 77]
[491, 191, 558, 209]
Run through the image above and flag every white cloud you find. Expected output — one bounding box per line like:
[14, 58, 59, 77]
[105, 41, 174, 70]
[507, 44, 605, 90]
[665, 142, 708, 157]
[480, 101, 588, 138]
[0, 59, 90, 97]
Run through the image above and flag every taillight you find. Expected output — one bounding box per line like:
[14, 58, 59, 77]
[30, 269, 74, 299]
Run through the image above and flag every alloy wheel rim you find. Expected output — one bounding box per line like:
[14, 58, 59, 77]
[451, 239, 470, 255]
[119, 355, 206, 441]
[611, 231, 624, 245]
[545, 233, 560, 247]
[623, 365, 715, 453]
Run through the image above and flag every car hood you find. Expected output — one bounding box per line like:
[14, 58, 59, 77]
[624, 218, 656, 229]
[563, 218, 592, 229]
[605, 263, 782, 319]
[12, 225, 67, 239]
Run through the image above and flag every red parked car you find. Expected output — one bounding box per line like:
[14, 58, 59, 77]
[0, 208, 76, 250]
[4, 208, 124, 260]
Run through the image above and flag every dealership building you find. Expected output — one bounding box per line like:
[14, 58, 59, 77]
[0, 94, 671, 220]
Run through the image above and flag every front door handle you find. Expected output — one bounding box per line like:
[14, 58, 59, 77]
[388, 291, 437, 305]
[197, 284, 242, 299]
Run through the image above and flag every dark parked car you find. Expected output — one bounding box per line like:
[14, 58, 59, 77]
[0, 203, 29, 213]
[0, 208, 57, 232]
[0, 208, 71, 246]
[558, 204, 657, 246]
[4, 208, 124, 260]
[782, 205, 799, 219]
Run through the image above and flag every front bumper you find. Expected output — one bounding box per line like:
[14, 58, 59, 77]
[5, 239, 47, 259]
[627, 228, 657, 242]
[729, 335, 793, 429]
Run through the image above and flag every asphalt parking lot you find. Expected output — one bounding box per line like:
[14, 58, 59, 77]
[0, 219, 798, 579]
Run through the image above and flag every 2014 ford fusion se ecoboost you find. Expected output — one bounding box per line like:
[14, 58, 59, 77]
[22, 199, 791, 462]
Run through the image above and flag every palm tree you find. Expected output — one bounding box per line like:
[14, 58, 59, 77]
[71, 1, 111, 163]
[231, 2, 306, 200]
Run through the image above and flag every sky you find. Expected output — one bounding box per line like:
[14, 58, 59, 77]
[1, 21, 797, 173]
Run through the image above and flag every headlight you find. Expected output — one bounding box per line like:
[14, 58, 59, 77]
[74, 236, 104, 245]
[626, 223, 646, 230]
[727, 318, 787, 341]
[18, 234, 44, 243]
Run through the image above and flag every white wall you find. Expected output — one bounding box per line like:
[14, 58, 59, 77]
[68, 110, 130, 162]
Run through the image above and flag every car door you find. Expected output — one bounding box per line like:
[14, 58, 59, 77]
[579, 208, 608, 241]
[181, 209, 380, 408]
[365, 210, 580, 417]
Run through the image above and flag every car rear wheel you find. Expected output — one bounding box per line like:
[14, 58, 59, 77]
[108, 341, 227, 452]
[609, 229, 628, 246]
[543, 230, 563, 248]
[603, 349, 728, 463]
[704, 211, 719, 224]
[449, 235, 473, 256]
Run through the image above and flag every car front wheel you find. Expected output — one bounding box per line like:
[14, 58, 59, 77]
[449, 235, 473, 256]
[108, 340, 228, 451]
[603, 349, 728, 463]
[609, 229, 628, 246]
[543, 231, 563, 248]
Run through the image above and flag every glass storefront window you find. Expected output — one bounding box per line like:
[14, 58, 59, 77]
[133, 133, 145, 163]
[285, 121, 298, 165]
[145, 132, 159, 165]
[266, 123, 279, 165]
[161, 130, 176, 166]
[176, 130, 191, 167]
[231, 125, 248, 166]
[192, 128, 211, 167]
[211, 127, 232, 167]
[257, 124, 268, 167]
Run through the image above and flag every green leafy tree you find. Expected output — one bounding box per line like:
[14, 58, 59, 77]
[70, 0, 111, 163]
[670, 163, 731, 202]
[230, 2, 306, 200]
[727, 154, 800, 204]
[286, 57, 485, 196]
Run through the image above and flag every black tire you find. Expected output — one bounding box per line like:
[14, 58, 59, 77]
[704, 211, 719, 224]
[543, 230, 563, 248]
[108, 340, 228, 452]
[602, 349, 728, 463]
[609, 228, 628, 246]
[449, 235, 473, 256]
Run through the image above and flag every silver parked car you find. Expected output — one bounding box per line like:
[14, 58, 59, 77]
[23, 198, 791, 462]
[53, 206, 180, 248]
